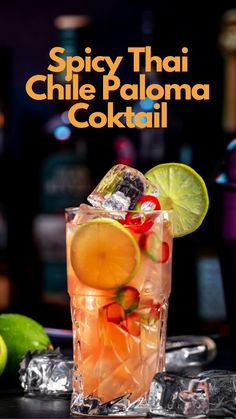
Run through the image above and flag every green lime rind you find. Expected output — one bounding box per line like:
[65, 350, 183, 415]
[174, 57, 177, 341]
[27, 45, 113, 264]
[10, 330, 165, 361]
[145, 163, 209, 238]
[0, 314, 51, 377]
[0, 335, 7, 376]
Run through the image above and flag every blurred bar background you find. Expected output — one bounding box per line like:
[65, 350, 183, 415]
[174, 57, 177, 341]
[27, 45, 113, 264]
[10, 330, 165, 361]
[0, 0, 235, 340]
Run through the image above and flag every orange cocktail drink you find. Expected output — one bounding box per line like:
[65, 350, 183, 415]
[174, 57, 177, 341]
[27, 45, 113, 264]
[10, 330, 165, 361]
[65, 206, 173, 416]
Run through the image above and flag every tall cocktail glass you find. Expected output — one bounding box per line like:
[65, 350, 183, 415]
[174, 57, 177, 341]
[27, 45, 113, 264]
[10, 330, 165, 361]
[65, 207, 173, 416]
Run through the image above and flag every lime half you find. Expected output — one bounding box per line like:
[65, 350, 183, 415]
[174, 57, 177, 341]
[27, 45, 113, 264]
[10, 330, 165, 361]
[145, 163, 209, 237]
[0, 313, 50, 377]
[0, 335, 7, 376]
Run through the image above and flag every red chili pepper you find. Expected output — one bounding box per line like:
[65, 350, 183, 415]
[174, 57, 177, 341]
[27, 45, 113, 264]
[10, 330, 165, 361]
[157, 241, 170, 263]
[123, 213, 152, 233]
[118, 218, 126, 225]
[118, 213, 153, 233]
[139, 232, 170, 263]
[150, 303, 161, 320]
[135, 195, 161, 211]
[118, 195, 160, 233]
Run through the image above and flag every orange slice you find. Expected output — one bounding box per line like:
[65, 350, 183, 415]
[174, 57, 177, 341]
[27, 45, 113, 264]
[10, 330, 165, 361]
[70, 218, 140, 290]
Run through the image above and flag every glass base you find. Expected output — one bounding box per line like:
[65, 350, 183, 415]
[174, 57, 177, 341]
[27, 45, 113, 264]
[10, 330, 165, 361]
[70, 391, 148, 417]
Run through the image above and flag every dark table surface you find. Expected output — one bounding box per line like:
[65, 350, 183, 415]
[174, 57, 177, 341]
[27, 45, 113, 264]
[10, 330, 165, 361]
[1, 334, 236, 419]
[0, 391, 71, 418]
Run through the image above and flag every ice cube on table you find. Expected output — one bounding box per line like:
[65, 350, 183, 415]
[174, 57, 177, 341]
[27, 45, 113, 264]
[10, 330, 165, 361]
[19, 349, 73, 397]
[198, 370, 236, 417]
[148, 372, 208, 417]
[87, 164, 158, 211]
[148, 370, 236, 417]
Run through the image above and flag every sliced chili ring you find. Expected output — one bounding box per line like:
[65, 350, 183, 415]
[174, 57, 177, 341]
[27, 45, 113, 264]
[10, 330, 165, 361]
[139, 231, 170, 263]
[135, 195, 161, 211]
[157, 241, 170, 263]
[118, 195, 160, 233]
[124, 213, 154, 234]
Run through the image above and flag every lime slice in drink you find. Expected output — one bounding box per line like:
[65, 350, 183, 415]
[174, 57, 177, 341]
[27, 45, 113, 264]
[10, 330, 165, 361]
[145, 163, 209, 237]
[71, 218, 141, 290]
[0, 335, 7, 376]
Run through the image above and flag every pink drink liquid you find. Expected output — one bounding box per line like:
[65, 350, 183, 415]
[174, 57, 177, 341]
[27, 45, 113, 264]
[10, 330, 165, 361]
[66, 208, 172, 410]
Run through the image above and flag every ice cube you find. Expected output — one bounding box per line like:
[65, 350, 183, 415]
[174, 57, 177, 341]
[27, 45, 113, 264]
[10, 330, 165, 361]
[148, 372, 209, 417]
[198, 370, 236, 417]
[71, 392, 131, 415]
[19, 349, 73, 397]
[87, 164, 158, 211]
[70, 203, 96, 225]
[148, 370, 236, 417]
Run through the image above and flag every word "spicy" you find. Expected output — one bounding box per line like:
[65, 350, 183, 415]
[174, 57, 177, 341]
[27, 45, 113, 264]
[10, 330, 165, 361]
[48, 47, 123, 81]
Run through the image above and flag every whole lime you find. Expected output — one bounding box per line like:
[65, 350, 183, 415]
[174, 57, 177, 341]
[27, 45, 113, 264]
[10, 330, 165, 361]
[0, 335, 7, 376]
[0, 313, 51, 377]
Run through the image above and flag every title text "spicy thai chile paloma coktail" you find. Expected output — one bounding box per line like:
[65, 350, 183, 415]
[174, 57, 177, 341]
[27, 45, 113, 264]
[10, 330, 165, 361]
[26, 46, 210, 128]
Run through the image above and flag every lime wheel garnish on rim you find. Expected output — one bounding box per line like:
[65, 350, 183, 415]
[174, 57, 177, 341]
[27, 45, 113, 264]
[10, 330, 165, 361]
[145, 163, 209, 237]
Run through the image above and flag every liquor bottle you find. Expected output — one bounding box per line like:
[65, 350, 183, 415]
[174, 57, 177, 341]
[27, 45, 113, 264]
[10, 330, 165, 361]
[33, 15, 94, 326]
[219, 9, 236, 143]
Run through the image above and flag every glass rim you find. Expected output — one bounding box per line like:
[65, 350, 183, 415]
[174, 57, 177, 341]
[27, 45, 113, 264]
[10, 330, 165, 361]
[65, 206, 173, 215]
